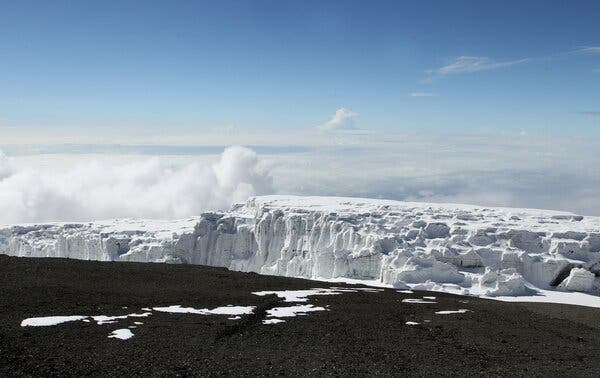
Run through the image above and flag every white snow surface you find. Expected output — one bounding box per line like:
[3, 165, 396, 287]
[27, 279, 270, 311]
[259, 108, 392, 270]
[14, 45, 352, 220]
[21, 316, 87, 327]
[251, 287, 380, 302]
[263, 318, 286, 325]
[92, 312, 151, 325]
[152, 305, 255, 316]
[435, 309, 471, 315]
[265, 304, 326, 318]
[108, 329, 134, 340]
[252, 288, 344, 302]
[402, 298, 437, 304]
[3, 195, 600, 307]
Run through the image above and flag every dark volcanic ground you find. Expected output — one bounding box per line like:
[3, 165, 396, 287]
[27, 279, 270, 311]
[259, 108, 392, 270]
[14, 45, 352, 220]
[1, 255, 600, 377]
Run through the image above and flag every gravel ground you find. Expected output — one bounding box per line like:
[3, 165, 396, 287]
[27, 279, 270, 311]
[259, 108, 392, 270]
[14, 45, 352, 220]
[1, 254, 599, 377]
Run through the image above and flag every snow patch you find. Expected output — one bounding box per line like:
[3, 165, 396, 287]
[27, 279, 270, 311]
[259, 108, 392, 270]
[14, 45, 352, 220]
[108, 329, 134, 340]
[21, 316, 87, 327]
[435, 309, 470, 315]
[252, 287, 380, 302]
[152, 305, 255, 316]
[92, 312, 151, 325]
[402, 298, 437, 304]
[266, 304, 326, 318]
[263, 318, 286, 325]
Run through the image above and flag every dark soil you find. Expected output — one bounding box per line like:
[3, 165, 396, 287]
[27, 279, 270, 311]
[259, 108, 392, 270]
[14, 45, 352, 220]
[1, 254, 599, 377]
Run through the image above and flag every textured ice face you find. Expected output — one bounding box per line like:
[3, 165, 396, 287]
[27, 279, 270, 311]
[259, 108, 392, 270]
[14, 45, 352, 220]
[558, 268, 595, 292]
[3, 195, 600, 302]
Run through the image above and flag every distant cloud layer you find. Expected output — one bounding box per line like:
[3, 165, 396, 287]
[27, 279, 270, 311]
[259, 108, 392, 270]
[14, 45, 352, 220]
[317, 108, 358, 132]
[2, 131, 600, 222]
[268, 132, 600, 216]
[0, 146, 272, 223]
[409, 92, 435, 97]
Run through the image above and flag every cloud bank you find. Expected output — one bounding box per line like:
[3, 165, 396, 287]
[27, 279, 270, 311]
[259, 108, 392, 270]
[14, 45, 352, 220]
[0, 146, 272, 224]
[268, 132, 600, 216]
[3, 131, 600, 223]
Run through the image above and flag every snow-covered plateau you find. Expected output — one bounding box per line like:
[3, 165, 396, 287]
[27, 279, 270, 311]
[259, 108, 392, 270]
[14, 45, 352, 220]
[3, 195, 600, 307]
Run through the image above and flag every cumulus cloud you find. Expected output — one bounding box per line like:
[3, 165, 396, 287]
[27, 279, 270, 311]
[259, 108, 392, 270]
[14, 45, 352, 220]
[0, 151, 13, 180]
[317, 108, 358, 132]
[430, 56, 530, 75]
[212, 146, 273, 203]
[0, 146, 272, 224]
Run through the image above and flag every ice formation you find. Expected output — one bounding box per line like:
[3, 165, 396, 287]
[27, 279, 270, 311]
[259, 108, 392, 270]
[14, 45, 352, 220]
[3, 195, 600, 302]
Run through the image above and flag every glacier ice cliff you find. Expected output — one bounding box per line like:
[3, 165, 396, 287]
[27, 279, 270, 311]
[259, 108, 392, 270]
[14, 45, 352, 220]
[2, 195, 600, 299]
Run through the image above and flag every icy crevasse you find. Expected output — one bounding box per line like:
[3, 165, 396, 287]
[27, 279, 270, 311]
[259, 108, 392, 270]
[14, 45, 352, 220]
[2, 195, 600, 297]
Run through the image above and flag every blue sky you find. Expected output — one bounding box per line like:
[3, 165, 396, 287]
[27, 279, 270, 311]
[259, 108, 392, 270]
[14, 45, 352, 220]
[1, 0, 599, 137]
[1, 1, 600, 219]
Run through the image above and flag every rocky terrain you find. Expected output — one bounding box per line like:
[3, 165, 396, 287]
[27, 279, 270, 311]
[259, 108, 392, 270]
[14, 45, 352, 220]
[2, 254, 600, 376]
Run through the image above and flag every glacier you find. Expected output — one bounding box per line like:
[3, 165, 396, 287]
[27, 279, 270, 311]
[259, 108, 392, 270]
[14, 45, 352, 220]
[2, 195, 600, 304]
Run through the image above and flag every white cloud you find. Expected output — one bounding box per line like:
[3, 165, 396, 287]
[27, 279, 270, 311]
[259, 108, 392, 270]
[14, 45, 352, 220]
[409, 92, 435, 97]
[0, 151, 13, 180]
[3, 131, 600, 223]
[431, 56, 530, 75]
[423, 47, 598, 81]
[269, 132, 600, 215]
[316, 108, 358, 132]
[574, 46, 600, 55]
[0, 146, 272, 223]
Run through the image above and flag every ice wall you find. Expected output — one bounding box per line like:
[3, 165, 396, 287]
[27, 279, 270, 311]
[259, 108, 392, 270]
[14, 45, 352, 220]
[2, 195, 600, 297]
